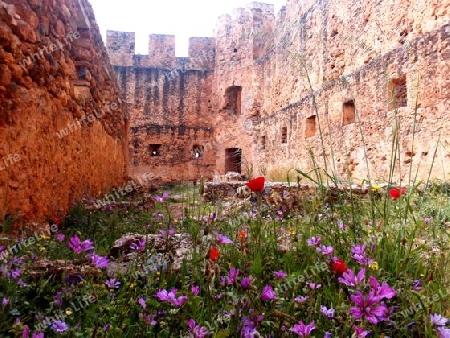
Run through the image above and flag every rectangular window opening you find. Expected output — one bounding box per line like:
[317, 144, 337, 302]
[192, 144, 204, 158]
[343, 100, 356, 125]
[388, 75, 407, 110]
[281, 127, 287, 144]
[149, 144, 162, 157]
[305, 116, 316, 138]
[261, 135, 266, 150]
[224, 86, 242, 115]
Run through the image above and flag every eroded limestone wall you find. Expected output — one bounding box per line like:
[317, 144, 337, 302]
[0, 0, 128, 222]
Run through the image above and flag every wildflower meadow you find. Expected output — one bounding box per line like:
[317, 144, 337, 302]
[0, 172, 449, 337]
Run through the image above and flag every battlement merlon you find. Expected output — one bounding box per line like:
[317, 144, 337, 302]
[148, 34, 176, 67]
[106, 31, 135, 66]
[188, 37, 216, 70]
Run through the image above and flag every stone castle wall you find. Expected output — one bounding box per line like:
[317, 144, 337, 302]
[107, 32, 216, 180]
[0, 0, 128, 222]
[109, 0, 450, 183]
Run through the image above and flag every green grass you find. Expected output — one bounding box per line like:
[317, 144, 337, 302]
[0, 181, 449, 337]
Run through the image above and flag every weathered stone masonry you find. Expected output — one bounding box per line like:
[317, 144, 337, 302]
[107, 31, 216, 180]
[0, 0, 128, 222]
[110, 0, 450, 183]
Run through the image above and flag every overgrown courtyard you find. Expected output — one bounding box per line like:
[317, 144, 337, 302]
[1, 177, 449, 337]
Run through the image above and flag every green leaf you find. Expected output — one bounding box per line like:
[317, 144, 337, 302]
[214, 329, 231, 338]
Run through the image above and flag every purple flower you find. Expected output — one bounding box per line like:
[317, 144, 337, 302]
[351, 244, 374, 265]
[294, 296, 309, 303]
[349, 290, 388, 324]
[56, 233, 65, 242]
[431, 313, 449, 326]
[68, 235, 94, 254]
[307, 236, 321, 247]
[191, 285, 200, 296]
[274, 270, 287, 279]
[88, 253, 109, 268]
[214, 232, 233, 244]
[241, 276, 251, 289]
[227, 267, 239, 285]
[105, 278, 120, 289]
[32, 333, 44, 338]
[17, 279, 28, 287]
[51, 320, 68, 332]
[306, 282, 322, 289]
[22, 325, 29, 338]
[290, 320, 315, 337]
[65, 274, 84, 285]
[351, 244, 367, 256]
[412, 279, 423, 291]
[368, 276, 396, 300]
[2, 297, 8, 307]
[353, 254, 375, 265]
[11, 268, 21, 280]
[337, 219, 348, 230]
[324, 332, 332, 338]
[104, 324, 111, 331]
[155, 192, 170, 202]
[353, 325, 372, 337]
[155, 288, 171, 302]
[53, 291, 63, 307]
[437, 327, 450, 338]
[320, 305, 335, 318]
[158, 228, 175, 237]
[138, 297, 147, 309]
[130, 238, 146, 251]
[187, 319, 209, 338]
[241, 311, 264, 337]
[317, 245, 334, 255]
[338, 268, 365, 287]
[155, 288, 188, 307]
[145, 314, 158, 326]
[261, 285, 276, 301]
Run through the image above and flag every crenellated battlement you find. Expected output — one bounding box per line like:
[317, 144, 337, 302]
[106, 31, 215, 70]
[106, 31, 136, 65]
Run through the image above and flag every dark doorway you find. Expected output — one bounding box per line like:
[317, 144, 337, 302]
[225, 148, 241, 173]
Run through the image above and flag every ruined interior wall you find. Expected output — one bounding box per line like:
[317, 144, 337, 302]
[213, 0, 450, 182]
[108, 0, 450, 183]
[0, 0, 128, 222]
[212, 3, 275, 176]
[108, 33, 216, 180]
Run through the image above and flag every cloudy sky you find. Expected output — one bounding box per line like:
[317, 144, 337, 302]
[88, 0, 287, 56]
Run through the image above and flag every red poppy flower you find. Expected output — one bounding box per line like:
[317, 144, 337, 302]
[53, 217, 62, 226]
[330, 257, 347, 276]
[245, 177, 265, 192]
[238, 229, 247, 238]
[389, 187, 406, 200]
[209, 247, 220, 261]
